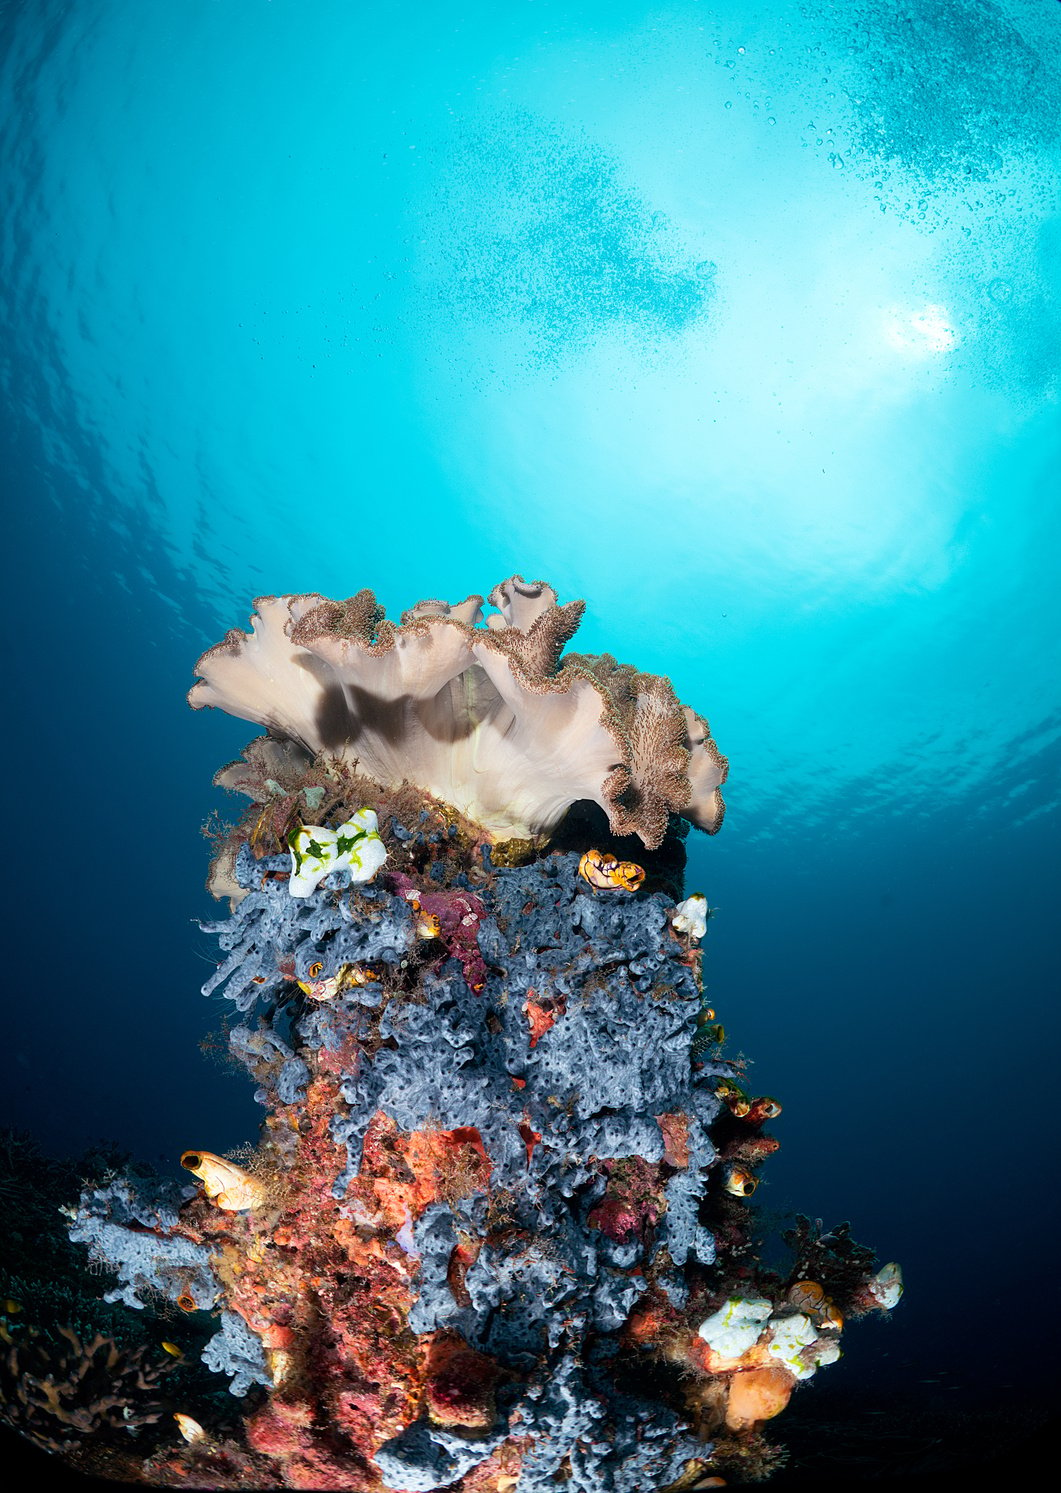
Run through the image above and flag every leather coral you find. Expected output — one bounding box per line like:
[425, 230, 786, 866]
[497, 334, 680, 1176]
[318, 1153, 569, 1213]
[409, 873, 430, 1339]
[189, 576, 727, 848]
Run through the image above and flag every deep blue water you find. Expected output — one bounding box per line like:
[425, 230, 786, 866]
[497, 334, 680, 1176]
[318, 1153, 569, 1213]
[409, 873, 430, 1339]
[2, 0, 1059, 1482]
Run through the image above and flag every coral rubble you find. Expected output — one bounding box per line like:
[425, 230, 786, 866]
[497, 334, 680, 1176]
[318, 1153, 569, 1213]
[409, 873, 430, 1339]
[61, 578, 899, 1488]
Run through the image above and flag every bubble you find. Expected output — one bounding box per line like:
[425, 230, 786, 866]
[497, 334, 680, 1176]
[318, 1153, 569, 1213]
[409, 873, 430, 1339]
[988, 278, 1013, 304]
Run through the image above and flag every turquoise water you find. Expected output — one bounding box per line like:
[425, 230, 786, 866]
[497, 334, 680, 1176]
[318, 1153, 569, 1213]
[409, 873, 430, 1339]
[2, 0, 1059, 1478]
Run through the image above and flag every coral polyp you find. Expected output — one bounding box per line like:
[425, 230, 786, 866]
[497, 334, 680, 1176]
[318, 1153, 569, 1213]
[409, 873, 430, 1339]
[60, 578, 898, 1488]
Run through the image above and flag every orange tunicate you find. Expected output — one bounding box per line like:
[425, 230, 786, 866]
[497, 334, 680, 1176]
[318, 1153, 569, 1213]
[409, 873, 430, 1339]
[724, 1366, 797, 1430]
[819, 1301, 844, 1332]
[787, 1279, 826, 1312]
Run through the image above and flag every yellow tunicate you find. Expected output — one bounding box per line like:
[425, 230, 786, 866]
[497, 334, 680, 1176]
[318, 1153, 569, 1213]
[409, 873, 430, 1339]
[578, 849, 645, 891]
[723, 1166, 758, 1197]
[267, 1347, 294, 1386]
[180, 1150, 264, 1211]
[613, 860, 646, 891]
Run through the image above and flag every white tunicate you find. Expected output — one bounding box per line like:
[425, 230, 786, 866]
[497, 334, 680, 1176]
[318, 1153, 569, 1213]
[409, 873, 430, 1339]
[765, 1312, 819, 1378]
[672, 894, 709, 940]
[288, 809, 387, 897]
[696, 1296, 772, 1358]
[809, 1338, 841, 1370]
[867, 1261, 903, 1309]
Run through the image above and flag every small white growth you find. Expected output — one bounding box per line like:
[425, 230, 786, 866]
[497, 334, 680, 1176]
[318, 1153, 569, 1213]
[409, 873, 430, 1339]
[765, 1313, 819, 1379]
[809, 1338, 842, 1371]
[696, 1296, 772, 1358]
[267, 1347, 293, 1388]
[867, 1261, 903, 1310]
[394, 1206, 419, 1259]
[288, 809, 387, 897]
[672, 894, 709, 940]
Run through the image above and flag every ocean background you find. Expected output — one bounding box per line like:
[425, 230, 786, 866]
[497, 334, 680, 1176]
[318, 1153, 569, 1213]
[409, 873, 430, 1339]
[2, 0, 1059, 1483]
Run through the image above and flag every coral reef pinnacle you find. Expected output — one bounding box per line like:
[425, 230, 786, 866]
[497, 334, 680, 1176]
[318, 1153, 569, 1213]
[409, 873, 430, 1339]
[54, 579, 897, 1489]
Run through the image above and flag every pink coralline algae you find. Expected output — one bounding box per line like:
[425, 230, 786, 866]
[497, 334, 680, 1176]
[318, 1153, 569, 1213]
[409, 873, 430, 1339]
[389, 873, 489, 995]
[62, 578, 900, 1490]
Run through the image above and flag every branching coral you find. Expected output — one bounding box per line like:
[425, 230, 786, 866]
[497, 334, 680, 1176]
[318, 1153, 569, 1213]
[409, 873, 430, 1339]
[0, 1322, 170, 1454]
[190, 576, 728, 850]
